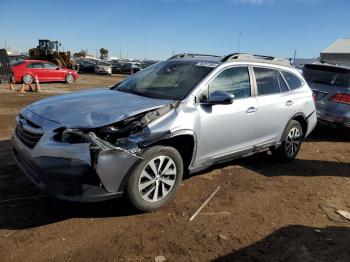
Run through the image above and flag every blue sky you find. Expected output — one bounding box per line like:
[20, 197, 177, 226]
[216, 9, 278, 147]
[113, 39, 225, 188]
[0, 0, 349, 60]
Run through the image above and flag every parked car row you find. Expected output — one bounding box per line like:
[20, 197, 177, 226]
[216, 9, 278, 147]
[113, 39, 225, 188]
[75, 58, 158, 75]
[9, 56, 158, 85]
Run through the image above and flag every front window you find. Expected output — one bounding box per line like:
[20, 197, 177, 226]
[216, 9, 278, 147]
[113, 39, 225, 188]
[112, 61, 216, 100]
[98, 62, 110, 66]
[208, 66, 251, 99]
[26, 62, 44, 69]
[43, 62, 57, 69]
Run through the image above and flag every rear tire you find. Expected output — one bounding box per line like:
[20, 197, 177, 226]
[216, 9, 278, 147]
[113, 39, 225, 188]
[272, 120, 303, 162]
[65, 74, 75, 84]
[127, 146, 183, 212]
[22, 74, 33, 84]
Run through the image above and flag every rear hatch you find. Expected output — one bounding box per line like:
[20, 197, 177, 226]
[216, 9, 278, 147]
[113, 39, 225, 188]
[303, 64, 350, 110]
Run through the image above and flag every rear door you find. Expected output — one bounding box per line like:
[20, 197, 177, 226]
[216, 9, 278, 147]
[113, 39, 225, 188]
[194, 66, 259, 165]
[253, 67, 296, 144]
[26, 62, 46, 80]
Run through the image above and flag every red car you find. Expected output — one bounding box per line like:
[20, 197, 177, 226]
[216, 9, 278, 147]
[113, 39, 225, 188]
[12, 60, 79, 84]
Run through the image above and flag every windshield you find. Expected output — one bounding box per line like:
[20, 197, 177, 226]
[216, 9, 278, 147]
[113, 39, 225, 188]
[303, 64, 350, 88]
[112, 60, 216, 100]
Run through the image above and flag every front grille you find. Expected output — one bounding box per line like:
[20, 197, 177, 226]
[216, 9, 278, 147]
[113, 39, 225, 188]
[15, 115, 44, 149]
[312, 89, 328, 101]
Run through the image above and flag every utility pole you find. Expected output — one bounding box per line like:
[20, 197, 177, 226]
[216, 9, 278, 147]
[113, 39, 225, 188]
[4, 41, 7, 50]
[237, 33, 242, 53]
[143, 38, 146, 60]
[293, 49, 297, 65]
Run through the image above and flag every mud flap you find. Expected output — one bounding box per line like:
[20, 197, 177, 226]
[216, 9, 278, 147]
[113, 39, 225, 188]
[95, 150, 142, 193]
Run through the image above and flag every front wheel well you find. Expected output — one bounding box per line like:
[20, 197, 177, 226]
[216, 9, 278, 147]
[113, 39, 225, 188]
[153, 134, 195, 172]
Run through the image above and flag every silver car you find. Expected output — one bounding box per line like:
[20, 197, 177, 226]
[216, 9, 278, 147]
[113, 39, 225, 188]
[95, 61, 112, 75]
[12, 53, 317, 211]
[303, 63, 350, 128]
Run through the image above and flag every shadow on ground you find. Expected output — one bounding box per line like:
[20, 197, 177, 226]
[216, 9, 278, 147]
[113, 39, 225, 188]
[214, 225, 350, 262]
[306, 124, 350, 142]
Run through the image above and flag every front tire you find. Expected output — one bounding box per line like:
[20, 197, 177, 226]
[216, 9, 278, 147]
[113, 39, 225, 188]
[127, 146, 183, 212]
[65, 74, 75, 84]
[272, 120, 303, 162]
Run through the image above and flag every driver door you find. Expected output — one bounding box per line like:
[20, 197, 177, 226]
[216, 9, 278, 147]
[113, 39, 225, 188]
[43, 62, 63, 81]
[194, 66, 259, 166]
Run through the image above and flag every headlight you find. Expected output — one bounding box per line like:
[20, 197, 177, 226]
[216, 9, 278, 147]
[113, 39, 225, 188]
[53, 128, 91, 143]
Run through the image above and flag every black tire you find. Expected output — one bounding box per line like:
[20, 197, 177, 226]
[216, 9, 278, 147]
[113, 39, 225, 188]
[272, 120, 303, 162]
[22, 74, 33, 84]
[127, 146, 183, 212]
[65, 74, 75, 84]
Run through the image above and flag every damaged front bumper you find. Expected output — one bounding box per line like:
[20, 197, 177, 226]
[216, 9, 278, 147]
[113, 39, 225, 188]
[12, 110, 141, 202]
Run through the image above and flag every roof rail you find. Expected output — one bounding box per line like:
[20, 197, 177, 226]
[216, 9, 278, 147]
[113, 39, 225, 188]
[222, 53, 293, 67]
[168, 53, 221, 60]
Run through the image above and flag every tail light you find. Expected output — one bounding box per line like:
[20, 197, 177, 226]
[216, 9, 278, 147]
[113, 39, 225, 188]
[312, 93, 316, 102]
[329, 93, 350, 105]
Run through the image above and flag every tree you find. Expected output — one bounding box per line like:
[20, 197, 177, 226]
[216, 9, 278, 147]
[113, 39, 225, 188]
[73, 50, 87, 58]
[100, 48, 108, 60]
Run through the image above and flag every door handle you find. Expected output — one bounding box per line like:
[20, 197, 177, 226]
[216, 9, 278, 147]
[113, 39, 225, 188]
[285, 100, 294, 107]
[246, 107, 257, 113]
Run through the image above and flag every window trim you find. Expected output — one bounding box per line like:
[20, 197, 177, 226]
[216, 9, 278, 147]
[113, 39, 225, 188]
[277, 70, 290, 92]
[280, 70, 304, 91]
[195, 65, 255, 103]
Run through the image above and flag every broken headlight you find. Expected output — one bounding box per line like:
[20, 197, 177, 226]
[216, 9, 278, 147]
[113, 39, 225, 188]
[53, 128, 92, 143]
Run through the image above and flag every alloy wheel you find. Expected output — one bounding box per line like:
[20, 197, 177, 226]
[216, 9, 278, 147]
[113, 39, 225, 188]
[138, 156, 177, 203]
[66, 74, 74, 84]
[23, 75, 33, 84]
[285, 127, 301, 157]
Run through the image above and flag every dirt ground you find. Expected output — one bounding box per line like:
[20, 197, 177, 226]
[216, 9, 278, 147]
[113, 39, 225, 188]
[0, 74, 349, 262]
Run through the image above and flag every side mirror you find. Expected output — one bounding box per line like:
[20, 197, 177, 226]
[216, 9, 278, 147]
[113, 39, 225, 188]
[208, 90, 233, 105]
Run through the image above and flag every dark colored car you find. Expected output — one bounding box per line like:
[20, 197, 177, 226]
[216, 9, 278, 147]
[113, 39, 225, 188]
[112, 62, 141, 74]
[303, 63, 350, 128]
[76, 60, 97, 74]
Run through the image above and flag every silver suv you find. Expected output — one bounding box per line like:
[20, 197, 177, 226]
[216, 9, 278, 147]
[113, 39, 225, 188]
[12, 53, 317, 211]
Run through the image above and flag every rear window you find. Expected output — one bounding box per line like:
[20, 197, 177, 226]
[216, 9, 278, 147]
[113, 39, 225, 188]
[26, 62, 44, 69]
[281, 71, 303, 90]
[303, 64, 350, 88]
[11, 61, 24, 66]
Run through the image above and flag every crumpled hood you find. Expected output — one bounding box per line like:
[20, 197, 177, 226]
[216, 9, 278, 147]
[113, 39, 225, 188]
[26, 88, 172, 128]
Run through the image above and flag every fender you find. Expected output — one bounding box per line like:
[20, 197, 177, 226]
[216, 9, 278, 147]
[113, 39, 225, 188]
[117, 129, 198, 192]
[279, 111, 307, 143]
